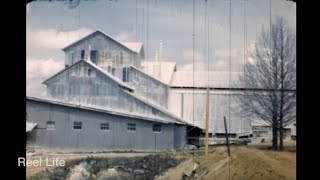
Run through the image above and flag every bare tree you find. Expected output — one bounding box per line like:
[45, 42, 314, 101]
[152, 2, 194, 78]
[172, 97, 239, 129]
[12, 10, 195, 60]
[235, 17, 296, 151]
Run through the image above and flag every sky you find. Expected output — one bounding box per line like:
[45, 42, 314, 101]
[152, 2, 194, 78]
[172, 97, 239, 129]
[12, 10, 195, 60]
[26, 0, 296, 97]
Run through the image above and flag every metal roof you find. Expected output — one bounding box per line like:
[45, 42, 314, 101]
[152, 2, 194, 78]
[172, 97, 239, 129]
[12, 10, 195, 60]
[26, 96, 185, 125]
[61, 30, 143, 54]
[121, 90, 191, 125]
[140, 61, 176, 85]
[26, 122, 37, 132]
[130, 65, 168, 86]
[122, 42, 143, 54]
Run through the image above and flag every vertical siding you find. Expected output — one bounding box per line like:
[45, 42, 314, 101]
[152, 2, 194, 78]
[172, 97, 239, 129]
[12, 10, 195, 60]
[128, 67, 169, 108]
[168, 90, 251, 134]
[26, 100, 181, 152]
[46, 61, 179, 124]
[64, 33, 140, 82]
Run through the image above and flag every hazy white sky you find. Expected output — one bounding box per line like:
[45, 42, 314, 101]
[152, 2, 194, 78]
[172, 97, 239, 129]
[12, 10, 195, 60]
[26, 0, 296, 97]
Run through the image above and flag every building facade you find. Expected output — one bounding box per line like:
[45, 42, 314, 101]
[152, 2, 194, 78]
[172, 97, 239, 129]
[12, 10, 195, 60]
[26, 30, 189, 152]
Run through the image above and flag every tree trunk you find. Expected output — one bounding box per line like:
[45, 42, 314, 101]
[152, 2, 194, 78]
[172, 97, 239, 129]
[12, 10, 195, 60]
[272, 115, 278, 150]
[279, 123, 284, 151]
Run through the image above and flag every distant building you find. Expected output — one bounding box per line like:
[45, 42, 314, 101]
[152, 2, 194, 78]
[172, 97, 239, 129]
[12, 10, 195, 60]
[250, 120, 293, 143]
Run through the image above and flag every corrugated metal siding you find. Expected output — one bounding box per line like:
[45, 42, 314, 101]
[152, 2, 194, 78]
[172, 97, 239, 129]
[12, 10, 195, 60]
[64, 32, 140, 79]
[128, 67, 169, 108]
[45, 61, 179, 123]
[26, 100, 185, 152]
[168, 89, 251, 134]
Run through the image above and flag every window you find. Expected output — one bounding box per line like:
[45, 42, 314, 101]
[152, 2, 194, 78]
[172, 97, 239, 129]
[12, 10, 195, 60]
[88, 69, 92, 76]
[73, 121, 82, 130]
[46, 121, 55, 130]
[127, 123, 136, 132]
[100, 122, 109, 131]
[152, 124, 161, 133]
[81, 50, 85, 59]
[107, 66, 112, 73]
[111, 67, 115, 75]
[120, 52, 123, 65]
[90, 50, 98, 64]
[122, 67, 129, 82]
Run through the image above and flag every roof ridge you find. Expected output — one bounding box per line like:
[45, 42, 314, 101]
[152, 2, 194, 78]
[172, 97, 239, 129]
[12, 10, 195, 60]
[62, 30, 143, 53]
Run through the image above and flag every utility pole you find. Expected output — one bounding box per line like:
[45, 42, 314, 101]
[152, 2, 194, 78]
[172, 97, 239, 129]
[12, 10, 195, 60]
[204, 0, 209, 160]
[205, 86, 210, 158]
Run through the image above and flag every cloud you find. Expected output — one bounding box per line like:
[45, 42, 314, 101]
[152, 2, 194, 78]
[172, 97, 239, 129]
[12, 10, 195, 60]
[27, 58, 63, 97]
[182, 49, 204, 62]
[27, 28, 93, 50]
[180, 46, 256, 72]
[115, 31, 136, 42]
[27, 58, 63, 80]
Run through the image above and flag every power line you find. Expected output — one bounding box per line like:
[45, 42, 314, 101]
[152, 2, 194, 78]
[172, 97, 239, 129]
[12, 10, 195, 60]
[228, 0, 232, 179]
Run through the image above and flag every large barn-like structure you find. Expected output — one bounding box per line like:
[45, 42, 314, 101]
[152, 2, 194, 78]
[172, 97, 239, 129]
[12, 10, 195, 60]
[26, 30, 252, 152]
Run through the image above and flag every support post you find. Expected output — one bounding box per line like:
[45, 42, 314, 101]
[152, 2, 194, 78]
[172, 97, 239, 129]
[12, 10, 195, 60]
[224, 116, 231, 157]
[205, 87, 210, 158]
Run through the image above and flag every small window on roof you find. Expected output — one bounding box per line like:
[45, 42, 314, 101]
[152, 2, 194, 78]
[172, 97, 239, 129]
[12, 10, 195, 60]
[88, 69, 92, 76]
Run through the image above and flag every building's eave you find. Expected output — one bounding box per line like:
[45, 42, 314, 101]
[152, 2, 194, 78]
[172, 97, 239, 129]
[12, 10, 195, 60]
[27, 96, 177, 125]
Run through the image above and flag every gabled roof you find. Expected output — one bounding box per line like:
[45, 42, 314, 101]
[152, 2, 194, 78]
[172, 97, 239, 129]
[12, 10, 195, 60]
[42, 60, 134, 92]
[130, 65, 168, 86]
[27, 96, 179, 125]
[121, 90, 191, 126]
[61, 30, 143, 54]
[122, 42, 143, 53]
[140, 61, 176, 85]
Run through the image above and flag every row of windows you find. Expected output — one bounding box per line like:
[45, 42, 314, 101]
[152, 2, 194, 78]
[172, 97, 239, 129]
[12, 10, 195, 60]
[46, 121, 162, 132]
[80, 50, 124, 65]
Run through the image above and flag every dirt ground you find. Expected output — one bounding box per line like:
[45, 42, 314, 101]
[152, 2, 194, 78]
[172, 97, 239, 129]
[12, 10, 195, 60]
[159, 141, 296, 180]
[27, 141, 296, 180]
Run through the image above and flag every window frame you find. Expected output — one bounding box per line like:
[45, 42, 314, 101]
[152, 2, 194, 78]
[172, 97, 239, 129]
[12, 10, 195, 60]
[46, 121, 55, 130]
[152, 124, 162, 133]
[73, 121, 82, 130]
[80, 50, 85, 60]
[127, 123, 136, 132]
[100, 122, 110, 131]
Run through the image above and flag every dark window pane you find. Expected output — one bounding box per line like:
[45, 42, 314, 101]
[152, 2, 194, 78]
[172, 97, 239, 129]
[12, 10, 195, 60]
[81, 50, 85, 59]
